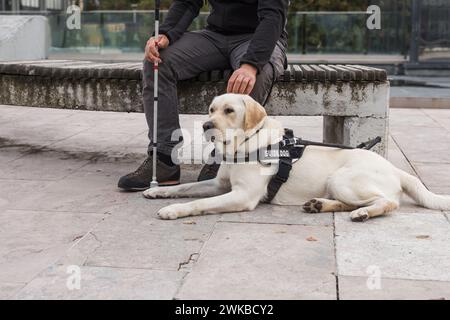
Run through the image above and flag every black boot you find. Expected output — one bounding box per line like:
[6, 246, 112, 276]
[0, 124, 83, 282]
[118, 155, 180, 191]
[197, 149, 221, 182]
[197, 163, 221, 182]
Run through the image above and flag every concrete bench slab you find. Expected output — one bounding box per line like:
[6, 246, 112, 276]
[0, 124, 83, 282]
[0, 61, 389, 155]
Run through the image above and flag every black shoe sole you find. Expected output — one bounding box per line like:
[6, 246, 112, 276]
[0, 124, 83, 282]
[158, 180, 181, 187]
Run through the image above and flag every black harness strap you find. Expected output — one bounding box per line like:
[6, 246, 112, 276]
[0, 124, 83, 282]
[265, 129, 304, 203]
[265, 158, 293, 203]
[264, 130, 382, 203]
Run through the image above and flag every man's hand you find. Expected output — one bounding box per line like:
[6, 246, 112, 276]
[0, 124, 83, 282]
[145, 35, 170, 63]
[227, 64, 258, 95]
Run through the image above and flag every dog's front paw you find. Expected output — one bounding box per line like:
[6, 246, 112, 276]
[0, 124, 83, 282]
[350, 209, 370, 222]
[143, 187, 169, 199]
[157, 204, 187, 220]
[303, 199, 323, 214]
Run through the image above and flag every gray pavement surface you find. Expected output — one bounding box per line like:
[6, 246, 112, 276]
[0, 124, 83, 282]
[390, 87, 450, 99]
[0, 105, 450, 300]
[390, 75, 450, 87]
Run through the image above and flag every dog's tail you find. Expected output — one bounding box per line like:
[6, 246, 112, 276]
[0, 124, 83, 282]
[399, 169, 450, 210]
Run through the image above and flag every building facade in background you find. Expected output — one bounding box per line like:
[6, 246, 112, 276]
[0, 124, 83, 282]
[0, 0, 67, 11]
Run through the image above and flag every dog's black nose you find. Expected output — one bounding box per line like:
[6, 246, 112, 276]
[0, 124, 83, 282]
[203, 121, 215, 132]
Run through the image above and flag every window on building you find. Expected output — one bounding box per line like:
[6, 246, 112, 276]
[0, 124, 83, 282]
[20, 0, 39, 8]
[46, 0, 62, 10]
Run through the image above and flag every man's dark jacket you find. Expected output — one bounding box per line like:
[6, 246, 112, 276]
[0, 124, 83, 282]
[159, 0, 289, 72]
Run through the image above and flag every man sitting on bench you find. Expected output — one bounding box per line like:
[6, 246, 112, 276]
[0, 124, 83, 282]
[118, 0, 289, 191]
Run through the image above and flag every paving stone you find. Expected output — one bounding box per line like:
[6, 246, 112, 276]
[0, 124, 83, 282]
[431, 186, 450, 193]
[0, 110, 86, 146]
[423, 109, 450, 119]
[423, 109, 450, 131]
[1, 106, 76, 124]
[397, 195, 444, 214]
[14, 265, 184, 300]
[49, 131, 138, 156]
[220, 203, 333, 226]
[9, 171, 130, 213]
[387, 136, 416, 176]
[56, 232, 103, 267]
[390, 87, 450, 99]
[77, 156, 147, 176]
[390, 126, 450, 164]
[0, 123, 90, 146]
[0, 282, 25, 299]
[0, 105, 31, 124]
[389, 108, 437, 128]
[0, 210, 105, 283]
[176, 222, 336, 300]
[78, 156, 200, 185]
[0, 179, 52, 211]
[426, 118, 450, 132]
[0, 149, 25, 164]
[339, 276, 450, 300]
[413, 162, 450, 188]
[335, 212, 450, 282]
[58, 111, 146, 133]
[0, 144, 31, 164]
[59, 198, 219, 270]
[0, 150, 89, 181]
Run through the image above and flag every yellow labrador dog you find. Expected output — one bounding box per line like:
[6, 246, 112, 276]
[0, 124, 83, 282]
[144, 94, 450, 222]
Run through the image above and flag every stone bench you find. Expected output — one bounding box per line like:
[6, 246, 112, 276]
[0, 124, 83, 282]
[0, 60, 389, 155]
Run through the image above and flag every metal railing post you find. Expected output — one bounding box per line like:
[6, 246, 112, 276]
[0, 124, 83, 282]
[302, 13, 307, 54]
[409, 0, 421, 64]
[39, 0, 45, 11]
[12, 0, 20, 12]
[293, 13, 299, 53]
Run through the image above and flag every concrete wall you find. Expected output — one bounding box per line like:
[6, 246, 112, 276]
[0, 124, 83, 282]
[0, 16, 50, 62]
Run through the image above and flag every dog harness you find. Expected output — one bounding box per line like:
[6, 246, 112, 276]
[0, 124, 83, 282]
[266, 129, 381, 202]
[222, 128, 382, 203]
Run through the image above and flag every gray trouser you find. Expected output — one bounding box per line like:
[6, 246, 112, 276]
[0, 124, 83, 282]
[142, 29, 286, 155]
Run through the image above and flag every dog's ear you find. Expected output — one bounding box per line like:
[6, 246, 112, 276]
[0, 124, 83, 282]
[243, 95, 267, 132]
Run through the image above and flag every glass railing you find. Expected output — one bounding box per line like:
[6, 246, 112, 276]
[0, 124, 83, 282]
[286, 11, 409, 55]
[0, 10, 412, 55]
[419, 4, 450, 62]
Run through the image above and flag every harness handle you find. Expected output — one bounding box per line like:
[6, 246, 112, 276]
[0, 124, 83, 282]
[357, 136, 382, 150]
[282, 129, 382, 151]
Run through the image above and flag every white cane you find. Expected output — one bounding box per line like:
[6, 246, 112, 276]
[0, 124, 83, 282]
[150, 0, 161, 188]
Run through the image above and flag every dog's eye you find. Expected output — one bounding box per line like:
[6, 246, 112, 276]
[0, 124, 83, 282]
[224, 108, 234, 114]
[209, 108, 215, 114]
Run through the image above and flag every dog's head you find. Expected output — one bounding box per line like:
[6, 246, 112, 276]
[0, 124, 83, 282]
[203, 94, 267, 151]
